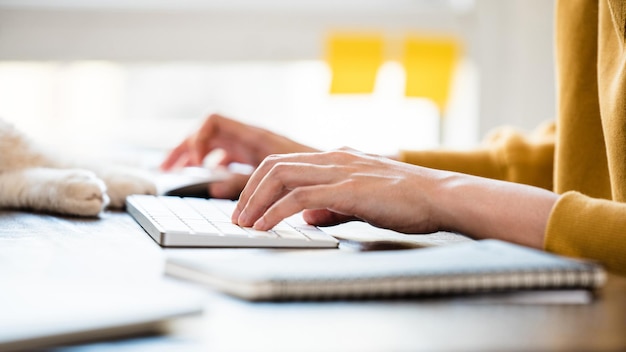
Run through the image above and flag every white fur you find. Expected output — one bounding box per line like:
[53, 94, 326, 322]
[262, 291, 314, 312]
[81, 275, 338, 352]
[0, 118, 156, 217]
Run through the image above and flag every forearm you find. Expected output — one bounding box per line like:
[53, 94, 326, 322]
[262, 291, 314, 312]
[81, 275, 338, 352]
[433, 172, 558, 248]
[399, 122, 556, 191]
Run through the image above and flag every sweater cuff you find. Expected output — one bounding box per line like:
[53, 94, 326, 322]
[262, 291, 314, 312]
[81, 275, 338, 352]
[545, 191, 626, 275]
[398, 149, 504, 180]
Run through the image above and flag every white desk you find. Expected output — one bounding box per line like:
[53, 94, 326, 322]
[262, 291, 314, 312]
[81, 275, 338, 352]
[1, 210, 625, 351]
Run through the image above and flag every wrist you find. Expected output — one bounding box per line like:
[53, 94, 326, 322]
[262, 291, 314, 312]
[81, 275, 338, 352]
[431, 172, 557, 248]
[428, 171, 468, 235]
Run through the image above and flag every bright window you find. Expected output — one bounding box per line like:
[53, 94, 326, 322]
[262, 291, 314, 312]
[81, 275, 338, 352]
[0, 59, 478, 168]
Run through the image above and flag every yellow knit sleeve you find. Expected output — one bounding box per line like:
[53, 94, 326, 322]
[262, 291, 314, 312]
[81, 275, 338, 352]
[545, 191, 626, 275]
[398, 121, 555, 190]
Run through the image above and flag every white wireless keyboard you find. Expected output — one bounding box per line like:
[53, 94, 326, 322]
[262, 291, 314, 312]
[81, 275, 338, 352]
[126, 195, 339, 248]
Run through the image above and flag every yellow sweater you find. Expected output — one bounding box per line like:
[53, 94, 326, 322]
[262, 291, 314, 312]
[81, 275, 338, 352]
[399, 0, 626, 275]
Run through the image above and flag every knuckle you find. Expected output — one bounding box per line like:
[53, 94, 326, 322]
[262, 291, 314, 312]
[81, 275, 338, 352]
[265, 154, 283, 162]
[333, 183, 357, 213]
[342, 178, 359, 192]
[337, 146, 358, 153]
[290, 188, 310, 204]
[259, 154, 281, 168]
[206, 113, 221, 123]
[325, 150, 349, 161]
[268, 162, 290, 179]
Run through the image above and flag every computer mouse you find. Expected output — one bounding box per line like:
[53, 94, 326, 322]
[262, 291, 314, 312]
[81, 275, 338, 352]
[157, 166, 230, 198]
[164, 182, 211, 198]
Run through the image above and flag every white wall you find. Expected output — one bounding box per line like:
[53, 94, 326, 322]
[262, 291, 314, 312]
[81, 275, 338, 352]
[0, 0, 555, 148]
[471, 0, 556, 136]
[0, 1, 471, 61]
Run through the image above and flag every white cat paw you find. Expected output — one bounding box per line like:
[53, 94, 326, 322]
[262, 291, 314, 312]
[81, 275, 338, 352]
[100, 167, 157, 209]
[53, 169, 109, 216]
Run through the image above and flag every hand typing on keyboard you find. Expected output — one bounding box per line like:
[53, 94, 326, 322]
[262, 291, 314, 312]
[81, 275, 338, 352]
[160, 114, 318, 200]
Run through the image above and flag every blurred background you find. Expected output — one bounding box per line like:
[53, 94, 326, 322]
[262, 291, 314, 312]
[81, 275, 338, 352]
[0, 0, 555, 166]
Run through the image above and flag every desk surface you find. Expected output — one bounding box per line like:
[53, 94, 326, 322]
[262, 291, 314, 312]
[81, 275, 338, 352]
[1, 209, 625, 352]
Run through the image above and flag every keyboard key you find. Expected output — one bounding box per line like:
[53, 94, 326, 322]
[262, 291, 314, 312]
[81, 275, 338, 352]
[212, 222, 250, 237]
[296, 226, 335, 241]
[273, 229, 308, 241]
[244, 228, 278, 239]
[155, 218, 192, 234]
[211, 199, 237, 214]
[185, 198, 231, 222]
[184, 219, 221, 236]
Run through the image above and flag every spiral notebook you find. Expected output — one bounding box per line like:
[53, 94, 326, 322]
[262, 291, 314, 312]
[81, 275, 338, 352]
[165, 240, 606, 301]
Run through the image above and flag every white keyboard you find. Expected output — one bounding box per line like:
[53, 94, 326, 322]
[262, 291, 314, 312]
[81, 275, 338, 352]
[126, 195, 339, 248]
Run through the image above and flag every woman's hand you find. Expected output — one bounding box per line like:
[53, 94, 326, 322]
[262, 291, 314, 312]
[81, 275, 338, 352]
[232, 149, 558, 249]
[161, 114, 318, 199]
[232, 149, 446, 234]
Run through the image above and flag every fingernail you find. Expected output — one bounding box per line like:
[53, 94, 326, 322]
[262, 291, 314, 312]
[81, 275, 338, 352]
[253, 217, 267, 230]
[231, 208, 241, 223]
[237, 210, 250, 226]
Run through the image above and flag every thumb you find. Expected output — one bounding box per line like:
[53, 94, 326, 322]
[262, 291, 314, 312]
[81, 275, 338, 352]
[208, 173, 250, 200]
[302, 209, 356, 227]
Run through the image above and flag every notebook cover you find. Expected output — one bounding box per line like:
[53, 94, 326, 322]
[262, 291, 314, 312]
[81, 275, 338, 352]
[166, 240, 606, 301]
